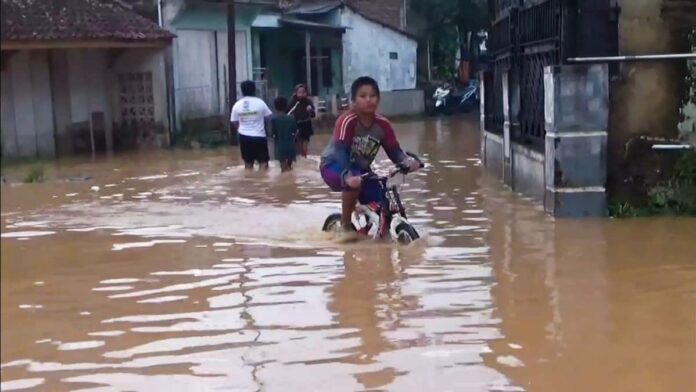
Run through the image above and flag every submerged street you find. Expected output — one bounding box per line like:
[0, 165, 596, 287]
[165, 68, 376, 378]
[1, 116, 695, 391]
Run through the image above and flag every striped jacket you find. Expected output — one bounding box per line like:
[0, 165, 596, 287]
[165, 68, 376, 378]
[320, 110, 407, 181]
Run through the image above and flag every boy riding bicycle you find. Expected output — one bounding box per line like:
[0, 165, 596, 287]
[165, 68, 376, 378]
[320, 76, 421, 237]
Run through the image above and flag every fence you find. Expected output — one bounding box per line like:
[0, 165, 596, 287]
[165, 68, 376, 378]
[174, 80, 270, 124]
[484, 0, 618, 149]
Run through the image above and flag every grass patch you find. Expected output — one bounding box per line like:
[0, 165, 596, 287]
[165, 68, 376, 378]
[23, 164, 45, 183]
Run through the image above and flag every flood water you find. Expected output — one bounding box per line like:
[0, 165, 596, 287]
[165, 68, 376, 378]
[1, 116, 695, 392]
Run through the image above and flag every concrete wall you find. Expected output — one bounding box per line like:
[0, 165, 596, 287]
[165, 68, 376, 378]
[481, 64, 610, 217]
[59, 48, 167, 155]
[678, 58, 696, 145]
[544, 64, 609, 217]
[69, 50, 113, 152]
[680, 99, 696, 144]
[608, 0, 689, 193]
[1, 47, 168, 159]
[172, 29, 249, 125]
[482, 131, 504, 177]
[50, 51, 72, 155]
[512, 144, 545, 201]
[482, 131, 546, 201]
[378, 89, 424, 117]
[1, 51, 55, 158]
[340, 8, 417, 92]
[173, 29, 218, 120]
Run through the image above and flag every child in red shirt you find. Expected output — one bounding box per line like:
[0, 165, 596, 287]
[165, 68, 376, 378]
[320, 77, 420, 234]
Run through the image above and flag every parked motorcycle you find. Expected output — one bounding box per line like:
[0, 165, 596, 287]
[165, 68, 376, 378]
[429, 79, 479, 116]
[433, 84, 452, 113]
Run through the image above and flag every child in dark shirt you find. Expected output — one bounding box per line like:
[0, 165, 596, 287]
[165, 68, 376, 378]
[288, 84, 316, 158]
[271, 97, 297, 172]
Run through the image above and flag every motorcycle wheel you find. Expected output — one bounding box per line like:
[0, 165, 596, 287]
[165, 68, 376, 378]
[395, 223, 420, 245]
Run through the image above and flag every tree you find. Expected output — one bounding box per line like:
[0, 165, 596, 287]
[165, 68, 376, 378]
[452, 0, 488, 55]
[411, 0, 488, 81]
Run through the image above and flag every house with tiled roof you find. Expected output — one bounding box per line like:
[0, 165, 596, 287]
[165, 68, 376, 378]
[1, 0, 174, 158]
[164, 0, 421, 133]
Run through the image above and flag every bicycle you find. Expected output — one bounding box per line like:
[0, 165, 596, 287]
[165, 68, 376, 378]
[322, 153, 425, 245]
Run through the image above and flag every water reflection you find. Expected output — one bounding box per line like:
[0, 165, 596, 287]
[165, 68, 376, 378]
[1, 115, 695, 391]
[482, 175, 696, 392]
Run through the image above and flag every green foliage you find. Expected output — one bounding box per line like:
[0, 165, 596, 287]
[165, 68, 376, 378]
[673, 149, 696, 182]
[23, 164, 45, 183]
[649, 150, 696, 215]
[610, 151, 696, 217]
[411, 0, 488, 80]
[411, 0, 488, 34]
[686, 29, 696, 105]
[608, 202, 639, 218]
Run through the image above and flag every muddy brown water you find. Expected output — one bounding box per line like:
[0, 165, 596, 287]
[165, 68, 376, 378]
[1, 116, 695, 391]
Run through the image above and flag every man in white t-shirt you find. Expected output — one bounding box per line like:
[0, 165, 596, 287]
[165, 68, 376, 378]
[231, 81, 273, 169]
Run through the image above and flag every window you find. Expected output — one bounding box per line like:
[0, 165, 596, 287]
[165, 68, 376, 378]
[389, 52, 398, 60]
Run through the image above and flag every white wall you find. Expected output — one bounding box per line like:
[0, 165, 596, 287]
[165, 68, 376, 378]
[1, 51, 55, 158]
[29, 51, 56, 156]
[1, 64, 18, 156]
[214, 30, 250, 113]
[340, 8, 417, 92]
[173, 29, 249, 124]
[63, 49, 115, 152]
[50, 50, 72, 153]
[0, 47, 169, 158]
[379, 90, 425, 117]
[173, 29, 216, 120]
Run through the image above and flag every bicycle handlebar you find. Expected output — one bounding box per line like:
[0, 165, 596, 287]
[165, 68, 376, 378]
[360, 152, 425, 181]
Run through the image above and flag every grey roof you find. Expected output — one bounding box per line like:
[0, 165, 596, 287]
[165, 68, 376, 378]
[285, 0, 342, 15]
[284, 0, 415, 39]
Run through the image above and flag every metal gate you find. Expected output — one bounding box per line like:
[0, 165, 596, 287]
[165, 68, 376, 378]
[485, 0, 618, 149]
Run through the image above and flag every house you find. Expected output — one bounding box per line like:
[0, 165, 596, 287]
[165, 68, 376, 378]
[0, 0, 174, 159]
[163, 0, 421, 134]
[276, 0, 420, 99]
[336, 0, 422, 116]
[161, 0, 277, 134]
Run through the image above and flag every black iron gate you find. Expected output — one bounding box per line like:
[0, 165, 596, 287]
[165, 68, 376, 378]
[485, 0, 618, 149]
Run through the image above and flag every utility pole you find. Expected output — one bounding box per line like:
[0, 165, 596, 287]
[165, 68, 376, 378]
[305, 31, 312, 94]
[227, 0, 238, 145]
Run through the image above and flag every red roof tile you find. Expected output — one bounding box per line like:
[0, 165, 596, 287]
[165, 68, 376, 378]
[1, 0, 174, 43]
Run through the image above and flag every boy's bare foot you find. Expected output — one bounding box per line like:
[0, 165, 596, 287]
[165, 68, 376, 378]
[336, 224, 359, 243]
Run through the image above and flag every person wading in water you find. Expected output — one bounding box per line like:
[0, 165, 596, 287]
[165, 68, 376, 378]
[288, 84, 316, 158]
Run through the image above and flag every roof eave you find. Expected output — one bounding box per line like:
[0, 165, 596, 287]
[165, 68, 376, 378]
[1, 38, 174, 51]
[278, 18, 346, 33]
